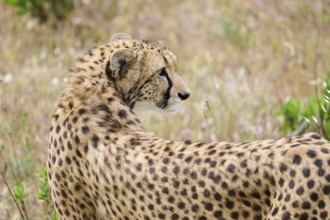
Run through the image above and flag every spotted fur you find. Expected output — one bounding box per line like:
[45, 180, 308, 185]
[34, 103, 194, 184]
[48, 34, 330, 220]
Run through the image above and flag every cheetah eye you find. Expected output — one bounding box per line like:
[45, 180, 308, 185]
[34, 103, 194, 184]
[159, 68, 168, 78]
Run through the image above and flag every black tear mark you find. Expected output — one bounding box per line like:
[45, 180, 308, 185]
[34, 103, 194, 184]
[162, 68, 173, 105]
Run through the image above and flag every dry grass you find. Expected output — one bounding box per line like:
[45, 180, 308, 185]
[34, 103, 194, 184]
[0, 0, 330, 218]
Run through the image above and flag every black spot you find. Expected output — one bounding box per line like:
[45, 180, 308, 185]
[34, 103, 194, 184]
[74, 136, 80, 145]
[148, 204, 154, 210]
[76, 149, 82, 158]
[326, 174, 330, 182]
[228, 190, 236, 197]
[72, 116, 78, 124]
[251, 191, 261, 199]
[300, 213, 309, 220]
[177, 202, 185, 209]
[56, 126, 61, 134]
[230, 212, 239, 219]
[243, 181, 250, 188]
[191, 171, 197, 179]
[296, 187, 304, 195]
[302, 201, 311, 209]
[53, 114, 59, 121]
[74, 184, 81, 191]
[302, 168, 311, 177]
[225, 199, 234, 209]
[288, 180, 295, 189]
[214, 210, 222, 218]
[65, 157, 71, 165]
[118, 109, 127, 119]
[192, 204, 199, 212]
[171, 214, 179, 220]
[82, 126, 89, 134]
[292, 201, 299, 208]
[243, 200, 251, 207]
[199, 180, 205, 188]
[282, 212, 291, 220]
[161, 166, 167, 174]
[182, 140, 192, 146]
[78, 108, 86, 115]
[239, 191, 247, 198]
[307, 150, 317, 158]
[318, 200, 325, 209]
[322, 185, 330, 195]
[162, 157, 169, 164]
[307, 180, 315, 189]
[320, 211, 328, 219]
[280, 163, 288, 172]
[173, 166, 180, 174]
[96, 104, 111, 114]
[205, 203, 213, 211]
[58, 158, 63, 166]
[310, 192, 318, 201]
[67, 141, 72, 150]
[252, 204, 262, 212]
[240, 160, 247, 168]
[214, 193, 222, 201]
[195, 158, 202, 165]
[180, 189, 187, 196]
[185, 156, 192, 163]
[84, 145, 88, 153]
[289, 169, 296, 177]
[92, 135, 99, 148]
[321, 148, 329, 154]
[318, 168, 325, 176]
[293, 155, 302, 165]
[227, 164, 235, 173]
[314, 159, 323, 167]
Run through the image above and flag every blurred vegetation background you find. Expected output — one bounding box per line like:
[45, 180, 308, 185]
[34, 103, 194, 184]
[0, 0, 330, 219]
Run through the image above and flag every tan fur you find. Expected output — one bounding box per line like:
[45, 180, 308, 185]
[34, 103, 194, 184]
[48, 34, 330, 220]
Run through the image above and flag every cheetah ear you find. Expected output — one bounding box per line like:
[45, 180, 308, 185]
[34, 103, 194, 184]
[109, 33, 132, 42]
[110, 48, 136, 79]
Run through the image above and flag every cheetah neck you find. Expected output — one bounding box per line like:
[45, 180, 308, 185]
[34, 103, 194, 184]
[56, 76, 144, 135]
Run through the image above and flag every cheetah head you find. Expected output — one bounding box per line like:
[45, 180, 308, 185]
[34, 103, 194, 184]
[107, 33, 190, 113]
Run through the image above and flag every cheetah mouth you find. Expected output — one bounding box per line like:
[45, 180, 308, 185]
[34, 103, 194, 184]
[156, 99, 183, 113]
[156, 99, 169, 110]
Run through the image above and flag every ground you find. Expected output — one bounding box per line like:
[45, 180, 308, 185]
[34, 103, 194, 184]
[0, 1, 330, 219]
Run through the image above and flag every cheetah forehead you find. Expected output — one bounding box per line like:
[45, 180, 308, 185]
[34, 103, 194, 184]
[107, 35, 177, 67]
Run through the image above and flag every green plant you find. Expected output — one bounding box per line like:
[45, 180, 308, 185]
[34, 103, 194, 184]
[13, 184, 29, 219]
[278, 99, 302, 135]
[50, 211, 60, 220]
[37, 166, 59, 219]
[240, 136, 254, 142]
[0, 144, 4, 155]
[13, 185, 26, 203]
[4, 0, 74, 23]
[222, 21, 255, 49]
[37, 167, 52, 203]
[278, 71, 330, 139]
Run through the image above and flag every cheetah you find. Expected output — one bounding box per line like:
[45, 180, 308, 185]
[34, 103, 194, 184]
[48, 33, 330, 220]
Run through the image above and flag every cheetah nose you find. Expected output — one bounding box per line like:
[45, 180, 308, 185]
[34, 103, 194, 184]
[178, 92, 190, 100]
